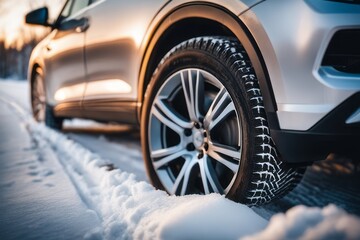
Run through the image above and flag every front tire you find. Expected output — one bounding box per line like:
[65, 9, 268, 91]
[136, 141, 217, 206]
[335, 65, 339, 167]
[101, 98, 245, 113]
[141, 37, 302, 205]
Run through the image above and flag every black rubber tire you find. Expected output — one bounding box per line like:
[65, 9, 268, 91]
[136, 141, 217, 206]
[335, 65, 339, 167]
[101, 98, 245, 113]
[31, 70, 63, 130]
[141, 36, 303, 205]
[44, 104, 63, 130]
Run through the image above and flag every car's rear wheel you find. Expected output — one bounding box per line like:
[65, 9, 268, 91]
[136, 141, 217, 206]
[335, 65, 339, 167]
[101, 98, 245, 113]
[141, 37, 303, 205]
[31, 69, 63, 130]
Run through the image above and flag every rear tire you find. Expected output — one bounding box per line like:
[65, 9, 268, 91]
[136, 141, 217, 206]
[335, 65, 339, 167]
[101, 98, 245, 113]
[31, 69, 63, 130]
[141, 36, 303, 205]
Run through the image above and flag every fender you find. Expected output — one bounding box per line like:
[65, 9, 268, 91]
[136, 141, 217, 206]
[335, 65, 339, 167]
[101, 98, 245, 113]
[137, 2, 278, 128]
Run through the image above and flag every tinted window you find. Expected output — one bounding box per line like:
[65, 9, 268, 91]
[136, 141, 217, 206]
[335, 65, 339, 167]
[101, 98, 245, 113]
[59, 0, 89, 23]
[70, 0, 89, 16]
[59, 0, 73, 21]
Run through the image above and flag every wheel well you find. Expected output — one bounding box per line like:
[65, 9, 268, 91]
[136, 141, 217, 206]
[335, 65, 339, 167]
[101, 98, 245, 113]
[139, 4, 278, 127]
[142, 18, 235, 103]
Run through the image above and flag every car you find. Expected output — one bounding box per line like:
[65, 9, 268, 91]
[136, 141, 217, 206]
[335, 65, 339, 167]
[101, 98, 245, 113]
[25, 0, 360, 206]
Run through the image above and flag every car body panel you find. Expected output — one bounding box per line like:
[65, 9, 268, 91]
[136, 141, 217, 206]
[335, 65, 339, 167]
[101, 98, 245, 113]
[83, 0, 167, 103]
[27, 0, 360, 162]
[28, 0, 264, 122]
[44, 7, 90, 107]
[242, 0, 360, 130]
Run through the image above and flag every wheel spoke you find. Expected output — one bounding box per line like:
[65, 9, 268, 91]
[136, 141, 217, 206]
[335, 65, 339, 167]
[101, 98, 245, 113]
[211, 143, 240, 160]
[199, 156, 222, 194]
[209, 101, 235, 131]
[152, 149, 187, 169]
[208, 143, 240, 173]
[152, 99, 192, 133]
[198, 159, 210, 194]
[204, 87, 232, 130]
[151, 144, 183, 159]
[181, 69, 204, 121]
[172, 158, 197, 195]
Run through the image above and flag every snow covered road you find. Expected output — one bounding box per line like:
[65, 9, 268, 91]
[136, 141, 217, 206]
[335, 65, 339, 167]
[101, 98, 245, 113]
[1, 79, 360, 240]
[0, 94, 100, 239]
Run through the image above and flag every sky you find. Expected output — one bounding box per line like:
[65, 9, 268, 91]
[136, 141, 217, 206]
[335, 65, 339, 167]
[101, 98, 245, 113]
[0, 0, 65, 49]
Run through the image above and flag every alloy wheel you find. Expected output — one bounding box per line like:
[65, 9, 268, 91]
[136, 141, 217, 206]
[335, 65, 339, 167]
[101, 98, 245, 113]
[148, 68, 242, 195]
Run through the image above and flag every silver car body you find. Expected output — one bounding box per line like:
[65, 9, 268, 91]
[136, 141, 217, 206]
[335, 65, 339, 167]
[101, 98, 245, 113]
[28, 0, 360, 161]
[244, 0, 360, 130]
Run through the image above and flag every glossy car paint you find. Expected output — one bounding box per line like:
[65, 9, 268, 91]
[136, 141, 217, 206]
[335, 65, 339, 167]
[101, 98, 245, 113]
[242, 0, 360, 130]
[28, 0, 261, 111]
[28, 0, 360, 129]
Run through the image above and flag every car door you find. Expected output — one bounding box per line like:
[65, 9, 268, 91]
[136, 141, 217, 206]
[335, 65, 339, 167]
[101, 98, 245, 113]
[82, 0, 167, 123]
[45, 0, 90, 114]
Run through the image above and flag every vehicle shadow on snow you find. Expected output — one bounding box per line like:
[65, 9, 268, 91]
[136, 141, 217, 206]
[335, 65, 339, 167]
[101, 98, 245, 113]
[262, 154, 360, 218]
[62, 121, 141, 148]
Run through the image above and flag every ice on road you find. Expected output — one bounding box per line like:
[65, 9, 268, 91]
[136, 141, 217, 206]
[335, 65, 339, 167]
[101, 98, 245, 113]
[1, 79, 360, 240]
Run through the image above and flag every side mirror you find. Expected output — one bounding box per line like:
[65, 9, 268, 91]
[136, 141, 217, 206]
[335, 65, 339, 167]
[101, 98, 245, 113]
[25, 7, 50, 27]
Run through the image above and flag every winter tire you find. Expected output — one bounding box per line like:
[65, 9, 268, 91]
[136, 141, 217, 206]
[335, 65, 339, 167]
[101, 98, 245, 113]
[31, 69, 63, 130]
[141, 37, 303, 205]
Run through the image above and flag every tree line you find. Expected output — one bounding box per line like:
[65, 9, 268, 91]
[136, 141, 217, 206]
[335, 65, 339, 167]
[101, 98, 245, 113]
[0, 38, 39, 80]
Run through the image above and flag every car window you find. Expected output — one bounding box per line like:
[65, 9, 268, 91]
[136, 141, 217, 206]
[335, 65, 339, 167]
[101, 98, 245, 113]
[89, 0, 100, 4]
[70, 0, 90, 16]
[59, 0, 73, 21]
[58, 0, 89, 23]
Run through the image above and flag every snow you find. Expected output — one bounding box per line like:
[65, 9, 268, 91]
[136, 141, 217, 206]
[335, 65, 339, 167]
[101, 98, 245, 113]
[1, 79, 360, 240]
[245, 205, 360, 240]
[0, 92, 101, 239]
[3, 95, 267, 239]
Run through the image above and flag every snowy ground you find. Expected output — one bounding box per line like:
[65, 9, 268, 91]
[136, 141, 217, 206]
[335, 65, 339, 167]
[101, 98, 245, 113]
[0, 79, 360, 240]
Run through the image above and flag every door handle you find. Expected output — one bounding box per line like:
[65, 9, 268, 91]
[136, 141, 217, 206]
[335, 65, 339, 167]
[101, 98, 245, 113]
[75, 17, 89, 33]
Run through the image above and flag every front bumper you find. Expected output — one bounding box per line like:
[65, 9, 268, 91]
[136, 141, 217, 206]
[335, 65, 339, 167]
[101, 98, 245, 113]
[271, 92, 360, 163]
[246, 0, 360, 131]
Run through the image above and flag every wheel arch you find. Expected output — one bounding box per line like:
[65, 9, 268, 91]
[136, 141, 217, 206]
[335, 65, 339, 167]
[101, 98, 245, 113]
[137, 3, 279, 128]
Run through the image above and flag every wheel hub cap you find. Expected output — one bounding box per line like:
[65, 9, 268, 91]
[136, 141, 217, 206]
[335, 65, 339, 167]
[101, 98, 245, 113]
[193, 128, 204, 149]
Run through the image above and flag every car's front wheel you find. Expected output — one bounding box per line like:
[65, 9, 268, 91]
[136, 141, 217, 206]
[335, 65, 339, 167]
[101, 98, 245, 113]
[141, 37, 303, 205]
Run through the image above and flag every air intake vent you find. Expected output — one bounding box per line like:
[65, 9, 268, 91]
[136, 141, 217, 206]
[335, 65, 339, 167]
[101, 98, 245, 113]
[327, 0, 360, 4]
[322, 29, 360, 74]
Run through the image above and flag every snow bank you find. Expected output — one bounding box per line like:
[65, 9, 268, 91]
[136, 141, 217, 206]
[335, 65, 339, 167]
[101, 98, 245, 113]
[32, 122, 268, 239]
[244, 204, 360, 240]
[0, 95, 267, 239]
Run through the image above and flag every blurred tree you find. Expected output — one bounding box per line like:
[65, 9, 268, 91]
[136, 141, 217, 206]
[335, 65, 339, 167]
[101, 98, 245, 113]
[0, 39, 5, 78]
[0, 0, 65, 80]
